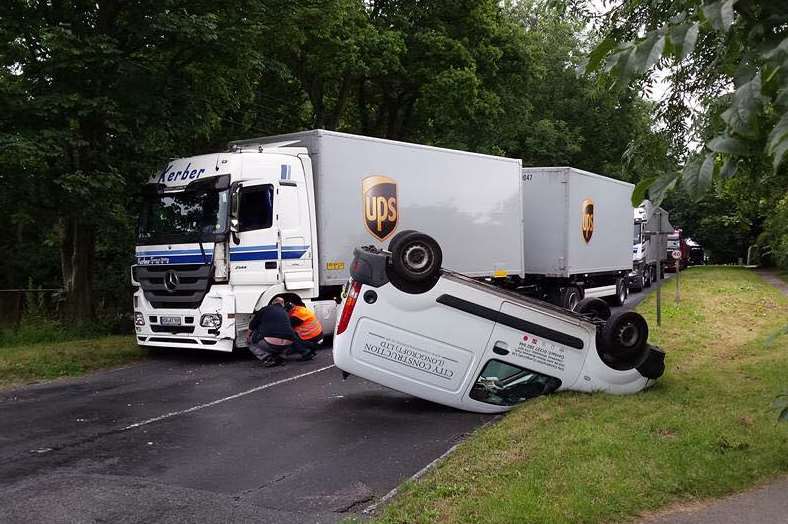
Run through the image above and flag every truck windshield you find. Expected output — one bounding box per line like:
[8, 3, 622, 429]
[138, 187, 229, 245]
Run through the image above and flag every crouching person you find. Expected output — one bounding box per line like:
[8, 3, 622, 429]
[247, 297, 316, 367]
[285, 301, 324, 350]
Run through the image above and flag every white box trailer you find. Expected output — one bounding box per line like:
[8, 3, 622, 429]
[236, 130, 525, 285]
[511, 167, 634, 308]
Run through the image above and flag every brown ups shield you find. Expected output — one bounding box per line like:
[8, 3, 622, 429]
[362, 176, 398, 241]
[581, 198, 594, 243]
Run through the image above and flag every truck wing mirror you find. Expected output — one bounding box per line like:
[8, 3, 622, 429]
[230, 218, 240, 245]
[229, 182, 242, 244]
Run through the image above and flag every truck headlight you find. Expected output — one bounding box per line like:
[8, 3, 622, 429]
[134, 312, 145, 326]
[200, 313, 222, 329]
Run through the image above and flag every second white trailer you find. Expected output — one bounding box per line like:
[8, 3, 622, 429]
[503, 167, 634, 308]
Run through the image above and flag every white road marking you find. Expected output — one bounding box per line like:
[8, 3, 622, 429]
[121, 365, 335, 431]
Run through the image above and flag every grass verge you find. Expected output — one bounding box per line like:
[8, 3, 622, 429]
[376, 267, 788, 523]
[0, 336, 143, 390]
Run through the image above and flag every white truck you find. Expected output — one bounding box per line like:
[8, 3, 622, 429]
[131, 130, 633, 352]
[631, 200, 672, 291]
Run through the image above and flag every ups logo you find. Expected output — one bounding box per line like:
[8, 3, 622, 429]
[362, 176, 398, 241]
[581, 198, 594, 243]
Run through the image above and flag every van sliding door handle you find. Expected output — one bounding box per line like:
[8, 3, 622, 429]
[265, 261, 278, 269]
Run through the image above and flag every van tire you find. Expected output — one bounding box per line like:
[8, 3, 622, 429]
[573, 297, 611, 321]
[597, 311, 649, 370]
[388, 231, 442, 284]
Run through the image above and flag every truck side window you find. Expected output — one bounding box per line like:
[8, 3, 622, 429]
[238, 185, 274, 232]
[469, 359, 561, 406]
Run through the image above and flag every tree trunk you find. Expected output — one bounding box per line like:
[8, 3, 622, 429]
[61, 217, 96, 323]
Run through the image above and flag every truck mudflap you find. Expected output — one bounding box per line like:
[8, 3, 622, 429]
[637, 344, 666, 379]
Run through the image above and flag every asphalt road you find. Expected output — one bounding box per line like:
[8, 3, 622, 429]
[0, 349, 491, 523]
[0, 276, 672, 524]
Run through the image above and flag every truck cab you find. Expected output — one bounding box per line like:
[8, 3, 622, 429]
[630, 200, 671, 291]
[132, 147, 335, 352]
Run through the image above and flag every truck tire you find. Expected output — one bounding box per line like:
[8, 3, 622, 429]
[650, 265, 658, 283]
[388, 231, 442, 284]
[644, 268, 652, 288]
[630, 272, 644, 292]
[560, 285, 583, 310]
[574, 297, 611, 321]
[609, 277, 627, 306]
[597, 311, 649, 370]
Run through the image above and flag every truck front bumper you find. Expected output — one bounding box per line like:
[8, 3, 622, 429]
[133, 287, 236, 352]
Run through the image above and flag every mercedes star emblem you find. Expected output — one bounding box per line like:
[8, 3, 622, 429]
[164, 270, 180, 292]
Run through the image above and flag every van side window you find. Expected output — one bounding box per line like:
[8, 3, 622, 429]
[469, 359, 561, 406]
[238, 185, 274, 232]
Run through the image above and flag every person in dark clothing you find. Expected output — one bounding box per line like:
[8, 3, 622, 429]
[247, 298, 316, 366]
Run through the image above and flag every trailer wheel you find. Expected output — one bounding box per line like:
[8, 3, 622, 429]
[388, 231, 442, 283]
[597, 311, 649, 370]
[630, 272, 644, 292]
[560, 285, 583, 310]
[574, 297, 611, 321]
[610, 277, 627, 306]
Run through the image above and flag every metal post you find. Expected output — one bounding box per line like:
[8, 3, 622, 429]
[656, 260, 661, 326]
[675, 258, 680, 303]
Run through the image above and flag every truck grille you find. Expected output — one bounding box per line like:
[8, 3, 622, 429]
[135, 264, 212, 309]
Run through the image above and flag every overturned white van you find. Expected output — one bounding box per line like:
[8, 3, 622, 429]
[333, 231, 665, 414]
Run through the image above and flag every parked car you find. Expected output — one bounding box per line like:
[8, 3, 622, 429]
[333, 231, 665, 414]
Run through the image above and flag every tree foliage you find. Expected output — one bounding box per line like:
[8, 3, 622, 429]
[0, 0, 668, 324]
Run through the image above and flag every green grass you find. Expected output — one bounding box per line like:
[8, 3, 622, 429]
[375, 267, 788, 524]
[0, 335, 144, 389]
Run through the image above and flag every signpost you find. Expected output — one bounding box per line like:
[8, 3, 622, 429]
[672, 250, 681, 303]
[644, 208, 674, 327]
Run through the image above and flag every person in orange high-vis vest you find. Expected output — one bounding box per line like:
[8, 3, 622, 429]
[285, 302, 324, 347]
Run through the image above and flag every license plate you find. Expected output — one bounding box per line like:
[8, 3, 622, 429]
[160, 316, 181, 326]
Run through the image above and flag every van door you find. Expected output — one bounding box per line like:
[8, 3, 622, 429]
[229, 181, 281, 286]
[464, 301, 592, 408]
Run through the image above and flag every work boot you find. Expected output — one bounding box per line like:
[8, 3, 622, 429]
[301, 349, 317, 361]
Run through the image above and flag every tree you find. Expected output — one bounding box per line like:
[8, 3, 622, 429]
[0, 0, 273, 322]
[582, 0, 788, 203]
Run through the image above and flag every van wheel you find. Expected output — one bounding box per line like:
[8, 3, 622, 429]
[597, 311, 649, 370]
[388, 231, 442, 283]
[560, 285, 583, 310]
[573, 297, 611, 321]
